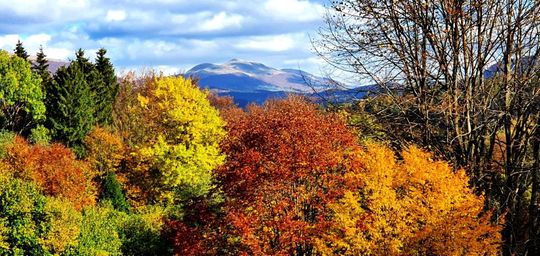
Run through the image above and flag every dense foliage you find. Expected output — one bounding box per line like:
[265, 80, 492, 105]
[317, 1, 540, 253]
[0, 50, 45, 134]
[0, 41, 507, 255]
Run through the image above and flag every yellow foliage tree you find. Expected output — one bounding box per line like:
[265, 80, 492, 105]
[317, 142, 501, 255]
[85, 126, 125, 177]
[124, 76, 226, 204]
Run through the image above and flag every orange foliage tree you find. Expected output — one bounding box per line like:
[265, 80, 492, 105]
[316, 142, 501, 255]
[84, 126, 125, 177]
[212, 96, 357, 255]
[2, 137, 96, 209]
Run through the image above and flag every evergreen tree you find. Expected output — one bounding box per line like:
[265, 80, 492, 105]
[101, 171, 130, 212]
[46, 62, 95, 155]
[94, 48, 119, 125]
[32, 45, 51, 87]
[74, 48, 104, 116]
[14, 40, 29, 61]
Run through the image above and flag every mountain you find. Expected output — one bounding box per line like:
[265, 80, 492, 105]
[186, 59, 366, 106]
[27, 57, 68, 74]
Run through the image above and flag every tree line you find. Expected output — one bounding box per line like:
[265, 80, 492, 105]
[0, 40, 503, 255]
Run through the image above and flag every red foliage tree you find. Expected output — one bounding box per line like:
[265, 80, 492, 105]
[3, 137, 96, 209]
[210, 97, 357, 255]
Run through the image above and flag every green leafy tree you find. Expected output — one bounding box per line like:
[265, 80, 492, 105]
[0, 175, 49, 255]
[68, 205, 123, 256]
[94, 48, 119, 125]
[119, 207, 172, 256]
[0, 50, 46, 134]
[14, 40, 29, 61]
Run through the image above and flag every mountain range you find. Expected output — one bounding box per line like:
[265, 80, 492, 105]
[39, 57, 369, 106]
[185, 59, 367, 106]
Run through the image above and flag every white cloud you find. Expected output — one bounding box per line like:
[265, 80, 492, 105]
[198, 12, 244, 32]
[106, 10, 127, 22]
[0, 34, 20, 50]
[0, 0, 328, 76]
[45, 47, 72, 60]
[0, 33, 54, 57]
[264, 0, 324, 22]
[236, 34, 297, 52]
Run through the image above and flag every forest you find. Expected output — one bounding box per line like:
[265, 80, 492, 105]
[1, 0, 540, 255]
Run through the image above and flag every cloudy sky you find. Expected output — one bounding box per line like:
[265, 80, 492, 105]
[0, 0, 330, 75]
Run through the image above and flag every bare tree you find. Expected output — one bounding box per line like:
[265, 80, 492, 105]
[315, 0, 540, 254]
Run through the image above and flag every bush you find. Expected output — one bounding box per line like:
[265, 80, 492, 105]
[29, 125, 51, 145]
[119, 206, 172, 256]
[68, 204, 123, 256]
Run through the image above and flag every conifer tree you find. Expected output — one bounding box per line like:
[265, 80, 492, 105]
[46, 60, 95, 155]
[14, 40, 29, 61]
[101, 171, 130, 212]
[32, 45, 51, 87]
[94, 48, 118, 125]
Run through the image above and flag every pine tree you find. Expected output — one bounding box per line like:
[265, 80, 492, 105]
[74, 48, 103, 116]
[32, 45, 51, 87]
[14, 40, 29, 61]
[94, 48, 118, 125]
[46, 62, 95, 156]
[101, 171, 130, 212]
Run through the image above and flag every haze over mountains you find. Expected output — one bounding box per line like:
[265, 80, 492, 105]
[185, 59, 365, 106]
[38, 57, 369, 106]
[186, 58, 332, 93]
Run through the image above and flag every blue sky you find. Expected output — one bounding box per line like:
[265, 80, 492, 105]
[0, 0, 330, 75]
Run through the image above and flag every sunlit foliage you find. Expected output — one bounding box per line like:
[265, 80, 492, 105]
[316, 143, 502, 255]
[214, 96, 356, 255]
[124, 76, 225, 204]
[0, 50, 45, 134]
[3, 136, 96, 209]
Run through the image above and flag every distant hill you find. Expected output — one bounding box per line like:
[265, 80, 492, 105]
[186, 58, 333, 93]
[186, 59, 370, 106]
[28, 57, 372, 106]
[27, 56, 68, 74]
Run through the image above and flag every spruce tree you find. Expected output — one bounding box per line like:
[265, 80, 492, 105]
[14, 40, 29, 61]
[94, 48, 118, 125]
[32, 45, 51, 87]
[101, 171, 130, 212]
[46, 62, 95, 156]
[74, 48, 103, 116]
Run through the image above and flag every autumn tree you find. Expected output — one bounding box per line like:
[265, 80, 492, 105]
[211, 96, 356, 255]
[3, 136, 96, 209]
[121, 76, 226, 205]
[316, 1, 540, 253]
[316, 143, 501, 255]
[84, 127, 129, 210]
[0, 50, 46, 134]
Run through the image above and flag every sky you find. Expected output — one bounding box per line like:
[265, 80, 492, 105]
[0, 0, 331, 76]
